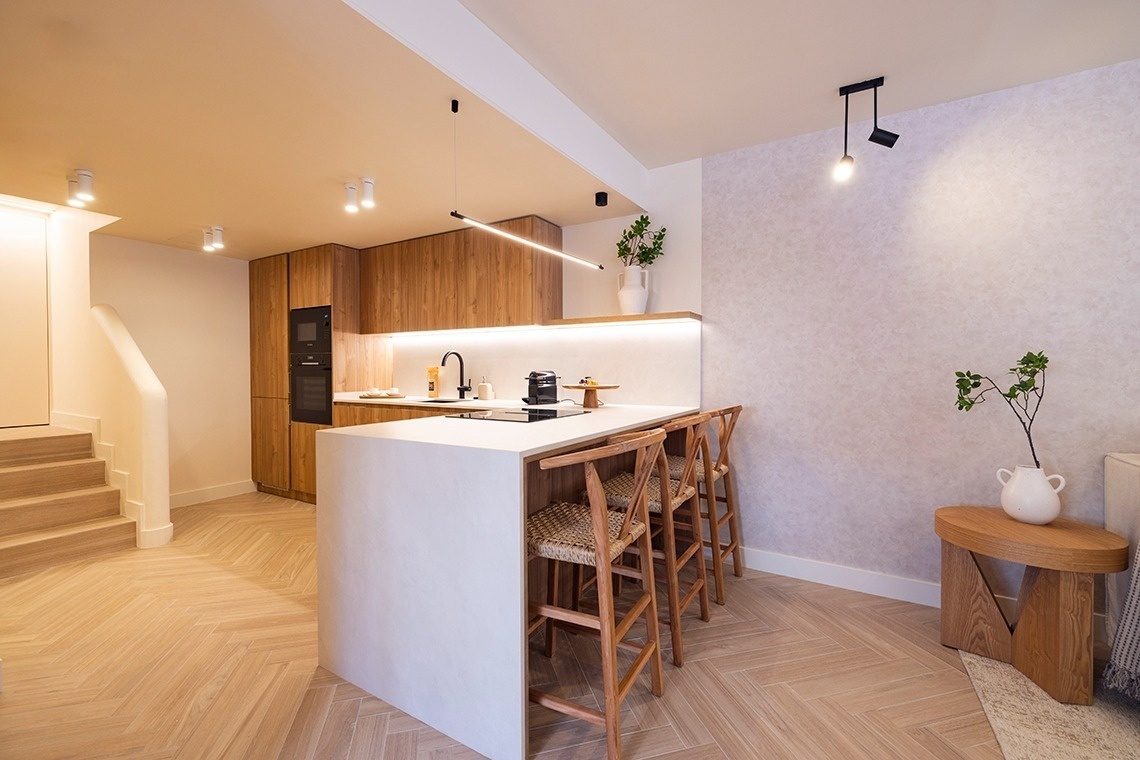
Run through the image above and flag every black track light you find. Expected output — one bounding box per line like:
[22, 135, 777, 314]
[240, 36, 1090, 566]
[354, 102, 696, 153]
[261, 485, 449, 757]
[834, 76, 899, 181]
[868, 85, 899, 148]
[595, 191, 608, 207]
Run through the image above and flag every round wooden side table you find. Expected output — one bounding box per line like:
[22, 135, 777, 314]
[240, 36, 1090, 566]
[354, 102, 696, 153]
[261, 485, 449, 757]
[934, 506, 1129, 705]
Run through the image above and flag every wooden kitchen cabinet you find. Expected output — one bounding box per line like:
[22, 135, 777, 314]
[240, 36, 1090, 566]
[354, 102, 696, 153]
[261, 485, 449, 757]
[251, 396, 290, 490]
[250, 254, 290, 493]
[250, 243, 390, 501]
[290, 421, 328, 497]
[359, 215, 562, 333]
[333, 403, 475, 427]
[249, 254, 288, 399]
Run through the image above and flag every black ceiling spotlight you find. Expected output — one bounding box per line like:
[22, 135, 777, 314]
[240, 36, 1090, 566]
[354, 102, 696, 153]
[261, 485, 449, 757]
[595, 191, 608, 207]
[833, 76, 899, 181]
[868, 83, 900, 148]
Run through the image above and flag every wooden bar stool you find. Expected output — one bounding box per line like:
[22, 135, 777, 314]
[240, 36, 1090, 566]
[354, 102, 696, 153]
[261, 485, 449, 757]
[668, 405, 744, 604]
[525, 428, 667, 760]
[599, 412, 712, 666]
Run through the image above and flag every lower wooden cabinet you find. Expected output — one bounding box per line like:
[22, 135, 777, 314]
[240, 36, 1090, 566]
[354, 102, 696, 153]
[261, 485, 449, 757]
[251, 396, 289, 490]
[332, 403, 462, 426]
[253, 404, 464, 500]
[290, 421, 329, 496]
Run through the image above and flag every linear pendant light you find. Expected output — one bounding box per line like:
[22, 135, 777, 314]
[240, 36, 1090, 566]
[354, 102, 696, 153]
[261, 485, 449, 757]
[450, 211, 604, 270]
[449, 99, 604, 271]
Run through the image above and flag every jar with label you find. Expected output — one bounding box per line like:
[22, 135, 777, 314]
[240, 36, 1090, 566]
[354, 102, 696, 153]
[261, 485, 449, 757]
[426, 366, 440, 398]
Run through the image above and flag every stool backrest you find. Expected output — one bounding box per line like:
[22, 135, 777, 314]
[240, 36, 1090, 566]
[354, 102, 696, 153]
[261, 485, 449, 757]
[540, 428, 666, 564]
[702, 405, 742, 474]
[661, 411, 712, 502]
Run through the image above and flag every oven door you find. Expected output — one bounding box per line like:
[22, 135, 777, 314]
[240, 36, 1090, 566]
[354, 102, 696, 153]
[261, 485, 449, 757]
[290, 354, 332, 425]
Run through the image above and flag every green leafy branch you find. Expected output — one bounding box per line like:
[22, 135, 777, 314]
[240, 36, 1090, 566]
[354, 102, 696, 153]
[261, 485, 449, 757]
[616, 214, 667, 267]
[954, 351, 1049, 468]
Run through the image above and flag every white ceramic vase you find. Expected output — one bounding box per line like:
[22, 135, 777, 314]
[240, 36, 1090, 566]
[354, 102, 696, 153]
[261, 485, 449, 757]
[617, 265, 649, 315]
[996, 465, 1065, 525]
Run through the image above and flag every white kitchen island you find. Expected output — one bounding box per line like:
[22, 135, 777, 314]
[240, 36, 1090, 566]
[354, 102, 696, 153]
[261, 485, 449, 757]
[316, 403, 694, 760]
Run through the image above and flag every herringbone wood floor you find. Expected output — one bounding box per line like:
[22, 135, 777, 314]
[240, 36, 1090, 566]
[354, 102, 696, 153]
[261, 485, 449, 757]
[0, 492, 1002, 759]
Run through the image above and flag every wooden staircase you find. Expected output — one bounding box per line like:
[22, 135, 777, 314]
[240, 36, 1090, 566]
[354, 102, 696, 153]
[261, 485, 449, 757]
[0, 426, 135, 579]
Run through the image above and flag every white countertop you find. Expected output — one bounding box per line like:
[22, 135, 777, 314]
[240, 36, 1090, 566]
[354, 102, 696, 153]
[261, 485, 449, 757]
[320, 402, 694, 458]
[334, 390, 522, 410]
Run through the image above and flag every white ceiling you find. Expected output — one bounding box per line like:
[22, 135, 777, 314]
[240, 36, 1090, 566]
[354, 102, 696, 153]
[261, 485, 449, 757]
[2, 0, 1138, 260]
[458, 0, 1140, 168]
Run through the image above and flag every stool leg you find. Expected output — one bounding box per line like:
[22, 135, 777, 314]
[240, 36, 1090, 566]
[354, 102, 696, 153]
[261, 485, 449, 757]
[702, 483, 727, 605]
[687, 489, 711, 622]
[723, 469, 745, 577]
[544, 559, 561, 658]
[593, 548, 623, 759]
[659, 504, 684, 666]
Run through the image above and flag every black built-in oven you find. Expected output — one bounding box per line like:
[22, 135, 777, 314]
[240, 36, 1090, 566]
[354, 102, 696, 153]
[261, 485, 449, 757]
[290, 353, 332, 425]
[289, 306, 333, 425]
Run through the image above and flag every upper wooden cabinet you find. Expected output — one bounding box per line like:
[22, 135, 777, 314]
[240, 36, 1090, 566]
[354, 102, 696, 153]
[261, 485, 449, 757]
[249, 254, 288, 398]
[360, 216, 563, 333]
[289, 243, 358, 313]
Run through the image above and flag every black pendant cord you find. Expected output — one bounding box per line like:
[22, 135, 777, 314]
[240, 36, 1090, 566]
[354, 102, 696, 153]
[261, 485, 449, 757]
[843, 93, 850, 155]
[452, 99, 459, 212]
[873, 86, 878, 128]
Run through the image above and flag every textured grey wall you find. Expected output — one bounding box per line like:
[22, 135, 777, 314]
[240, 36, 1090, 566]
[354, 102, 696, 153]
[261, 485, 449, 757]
[702, 60, 1140, 584]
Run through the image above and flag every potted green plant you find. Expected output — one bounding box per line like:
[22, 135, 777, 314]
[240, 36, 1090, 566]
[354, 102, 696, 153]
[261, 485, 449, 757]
[953, 351, 1065, 524]
[615, 215, 666, 315]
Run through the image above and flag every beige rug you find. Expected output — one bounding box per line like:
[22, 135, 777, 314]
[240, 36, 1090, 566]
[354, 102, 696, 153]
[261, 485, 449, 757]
[961, 651, 1140, 760]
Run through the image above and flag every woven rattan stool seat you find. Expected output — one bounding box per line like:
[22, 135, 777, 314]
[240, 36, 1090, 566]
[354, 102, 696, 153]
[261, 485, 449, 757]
[600, 472, 697, 513]
[666, 454, 728, 483]
[526, 501, 646, 566]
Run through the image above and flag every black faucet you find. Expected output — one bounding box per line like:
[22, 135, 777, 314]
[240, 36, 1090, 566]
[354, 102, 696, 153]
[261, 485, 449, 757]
[440, 351, 472, 399]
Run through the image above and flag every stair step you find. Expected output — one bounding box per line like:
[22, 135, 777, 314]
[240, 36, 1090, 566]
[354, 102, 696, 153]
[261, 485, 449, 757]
[0, 458, 107, 500]
[0, 485, 121, 539]
[0, 427, 92, 467]
[0, 517, 136, 580]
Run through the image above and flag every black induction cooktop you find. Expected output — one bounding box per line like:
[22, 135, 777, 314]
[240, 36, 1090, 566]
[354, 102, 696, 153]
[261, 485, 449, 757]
[447, 408, 590, 423]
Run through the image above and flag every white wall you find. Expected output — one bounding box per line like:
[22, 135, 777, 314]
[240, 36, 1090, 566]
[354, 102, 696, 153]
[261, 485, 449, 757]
[382, 318, 700, 408]
[563, 159, 701, 318]
[701, 59, 1140, 595]
[0, 206, 49, 426]
[89, 235, 253, 506]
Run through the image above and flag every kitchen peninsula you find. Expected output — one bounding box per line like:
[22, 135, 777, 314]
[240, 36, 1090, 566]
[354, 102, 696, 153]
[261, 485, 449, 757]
[315, 402, 694, 760]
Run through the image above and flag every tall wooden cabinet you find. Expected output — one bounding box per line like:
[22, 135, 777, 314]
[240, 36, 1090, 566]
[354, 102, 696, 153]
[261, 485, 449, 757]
[360, 215, 563, 334]
[249, 244, 389, 502]
[249, 254, 290, 491]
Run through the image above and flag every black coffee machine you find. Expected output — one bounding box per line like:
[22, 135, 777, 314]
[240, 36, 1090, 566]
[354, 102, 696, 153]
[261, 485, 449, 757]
[522, 371, 559, 404]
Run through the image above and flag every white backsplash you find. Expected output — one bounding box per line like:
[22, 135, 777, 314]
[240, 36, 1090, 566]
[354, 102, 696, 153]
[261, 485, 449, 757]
[368, 320, 700, 407]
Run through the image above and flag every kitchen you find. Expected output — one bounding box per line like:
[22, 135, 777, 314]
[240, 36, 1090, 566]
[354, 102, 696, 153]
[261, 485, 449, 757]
[1, 0, 1138, 757]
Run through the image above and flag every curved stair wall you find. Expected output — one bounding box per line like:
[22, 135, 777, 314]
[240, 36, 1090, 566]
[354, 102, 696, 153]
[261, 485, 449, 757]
[87, 304, 172, 548]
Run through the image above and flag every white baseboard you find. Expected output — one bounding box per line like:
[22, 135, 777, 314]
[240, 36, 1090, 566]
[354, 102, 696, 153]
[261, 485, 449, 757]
[137, 521, 173, 548]
[170, 480, 257, 509]
[743, 546, 942, 608]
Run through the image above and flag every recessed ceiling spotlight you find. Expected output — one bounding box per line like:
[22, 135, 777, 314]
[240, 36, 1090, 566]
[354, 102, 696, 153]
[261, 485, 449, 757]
[361, 177, 375, 209]
[344, 183, 359, 213]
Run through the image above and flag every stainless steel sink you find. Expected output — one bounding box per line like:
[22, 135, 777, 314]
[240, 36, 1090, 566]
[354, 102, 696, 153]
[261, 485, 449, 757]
[421, 398, 463, 403]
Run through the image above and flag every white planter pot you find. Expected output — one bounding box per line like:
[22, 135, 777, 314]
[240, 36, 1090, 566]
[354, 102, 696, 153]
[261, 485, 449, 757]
[996, 465, 1065, 525]
[617, 265, 649, 315]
